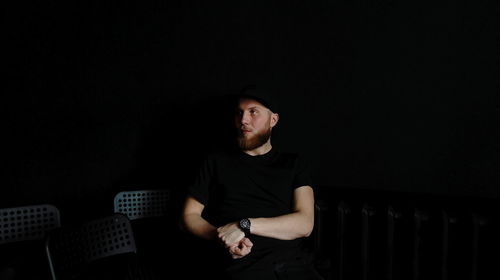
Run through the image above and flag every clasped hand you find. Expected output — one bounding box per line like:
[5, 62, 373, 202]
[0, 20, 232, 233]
[217, 222, 253, 259]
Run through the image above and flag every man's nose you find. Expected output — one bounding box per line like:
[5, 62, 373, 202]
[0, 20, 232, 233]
[241, 111, 251, 124]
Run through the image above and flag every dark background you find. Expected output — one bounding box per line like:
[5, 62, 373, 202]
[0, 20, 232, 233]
[4, 1, 499, 218]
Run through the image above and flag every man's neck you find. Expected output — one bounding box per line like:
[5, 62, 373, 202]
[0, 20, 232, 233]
[243, 142, 272, 156]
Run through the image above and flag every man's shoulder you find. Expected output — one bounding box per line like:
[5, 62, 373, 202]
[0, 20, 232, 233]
[274, 149, 301, 160]
[270, 150, 302, 168]
[273, 150, 313, 169]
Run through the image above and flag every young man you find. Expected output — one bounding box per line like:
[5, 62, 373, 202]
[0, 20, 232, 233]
[181, 88, 322, 280]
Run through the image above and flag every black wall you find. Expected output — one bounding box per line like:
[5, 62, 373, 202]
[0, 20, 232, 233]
[4, 1, 499, 216]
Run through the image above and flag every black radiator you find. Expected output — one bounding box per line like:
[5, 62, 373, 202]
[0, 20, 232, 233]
[313, 188, 499, 280]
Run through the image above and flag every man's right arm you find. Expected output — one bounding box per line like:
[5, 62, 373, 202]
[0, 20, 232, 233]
[180, 195, 218, 240]
[181, 195, 253, 258]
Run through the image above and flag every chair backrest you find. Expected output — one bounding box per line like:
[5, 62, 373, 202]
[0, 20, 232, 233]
[113, 189, 170, 220]
[45, 213, 137, 280]
[0, 204, 60, 245]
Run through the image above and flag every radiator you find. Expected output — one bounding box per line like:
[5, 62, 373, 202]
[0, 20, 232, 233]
[314, 196, 497, 280]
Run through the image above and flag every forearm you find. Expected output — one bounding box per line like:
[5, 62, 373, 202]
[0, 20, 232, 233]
[181, 213, 218, 240]
[249, 211, 314, 240]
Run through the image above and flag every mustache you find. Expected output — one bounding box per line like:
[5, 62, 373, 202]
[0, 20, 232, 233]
[239, 126, 252, 131]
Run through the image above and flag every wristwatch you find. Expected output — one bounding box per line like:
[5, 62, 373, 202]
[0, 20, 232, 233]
[239, 218, 251, 236]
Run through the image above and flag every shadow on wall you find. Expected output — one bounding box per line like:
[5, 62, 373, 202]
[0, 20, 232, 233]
[122, 92, 240, 199]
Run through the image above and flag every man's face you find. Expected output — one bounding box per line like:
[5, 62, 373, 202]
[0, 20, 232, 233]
[234, 98, 277, 151]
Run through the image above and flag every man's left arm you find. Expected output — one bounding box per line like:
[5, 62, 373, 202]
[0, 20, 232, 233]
[217, 185, 315, 243]
[248, 185, 315, 240]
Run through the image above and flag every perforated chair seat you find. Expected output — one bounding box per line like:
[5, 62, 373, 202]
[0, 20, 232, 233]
[0, 204, 61, 280]
[113, 189, 180, 279]
[0, 204, 60, 245]
[113, 189, 170, 220]
[45, 213, 137, 280]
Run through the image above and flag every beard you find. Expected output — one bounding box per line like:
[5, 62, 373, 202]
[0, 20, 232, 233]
[237, 127, 272, 151]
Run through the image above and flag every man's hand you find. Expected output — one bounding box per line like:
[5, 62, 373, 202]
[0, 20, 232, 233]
[229, 237, 253, 259]
[217, 222, 245, 248]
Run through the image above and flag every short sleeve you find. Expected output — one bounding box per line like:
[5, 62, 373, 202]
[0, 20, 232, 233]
[292, 154, 314, 189]
[188, 156, 214, 206]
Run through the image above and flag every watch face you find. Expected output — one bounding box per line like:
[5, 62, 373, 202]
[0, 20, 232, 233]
[240, 218, 250, 230]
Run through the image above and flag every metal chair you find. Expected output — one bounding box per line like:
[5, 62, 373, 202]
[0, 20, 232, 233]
[113, 189, 170, 220]
[45, 213, 138, 280]
[0, 204, 61, 245]
[113, 189, 175, 279]
[0, 204, 61, 280]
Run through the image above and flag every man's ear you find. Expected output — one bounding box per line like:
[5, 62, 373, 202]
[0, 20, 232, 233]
[270, 113, 279, 128]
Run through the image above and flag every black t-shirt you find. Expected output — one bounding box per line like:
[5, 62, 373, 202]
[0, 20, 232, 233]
[188, 148, 314, 274]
